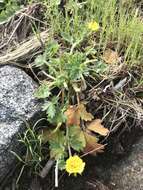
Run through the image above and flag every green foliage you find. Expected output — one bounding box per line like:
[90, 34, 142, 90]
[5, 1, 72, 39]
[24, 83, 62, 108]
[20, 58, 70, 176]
[0, 0, 20, 22]
[35, 82, 51, 99]
[58, 158, 66, 170]
[0, 1, 5, 11]
[34, 54, 47, 68]
[35, 40, 60, 68]
[42, 97, 57, 119]
[46, 40, 60, 57]
[49, 130, 66, 160]
[18, 124, 46, 173]
[68, 125, 86, 152]
[35, 41, 89, 90]
[44, 0, 143, 66]
[42, 96, 67, 125]
[92, 61, 108, 74]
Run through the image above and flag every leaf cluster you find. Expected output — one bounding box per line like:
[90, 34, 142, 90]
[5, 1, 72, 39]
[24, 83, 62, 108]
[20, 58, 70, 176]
[33, 36, 110, 171]
[35, 40, 89, 88]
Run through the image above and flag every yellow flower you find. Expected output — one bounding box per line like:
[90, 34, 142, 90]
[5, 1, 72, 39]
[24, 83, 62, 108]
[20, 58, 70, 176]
[87, 21, 99, 31]
[65, 155, 85, 176]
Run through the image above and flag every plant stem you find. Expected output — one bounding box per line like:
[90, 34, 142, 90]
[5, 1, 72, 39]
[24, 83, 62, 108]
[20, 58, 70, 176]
[55, 160, 59, 187]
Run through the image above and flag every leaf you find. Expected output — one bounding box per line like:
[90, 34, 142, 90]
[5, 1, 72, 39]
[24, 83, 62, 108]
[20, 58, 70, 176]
[64, 103, 94, 127]
[78, 103, 94, 121]
[68, 125, 86, 151]
[46, 40, 60, 57]
[49, 130, 65, 146]
[54, 110, 67, 126]
[42, 101, 56, 119]
[35, 82, 51, 99]
[58, 158, 66, 170]
[50, 148, 65, 160]
[63, 52, 87, 81]
[93, 60, 108, 74]
[38, 129, 51, 144]
[0, 0, 20, 22]
[87, 119, 109, 136]
[64, 106, 80, 126]
[34, 54, 46, 67]
[102, 49, 119, 64]
[78, 131, 86, 149]
[61, 32, 73, 44]
[135, 90, 143, 98]
[49, 130, 66, 160]
[84, 131, 104, 156]
[42, 97, 60, 123]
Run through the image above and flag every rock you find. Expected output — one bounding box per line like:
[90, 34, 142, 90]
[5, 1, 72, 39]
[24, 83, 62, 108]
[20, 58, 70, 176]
[0, 66, 40, 183]
[104, 137, 143, 190]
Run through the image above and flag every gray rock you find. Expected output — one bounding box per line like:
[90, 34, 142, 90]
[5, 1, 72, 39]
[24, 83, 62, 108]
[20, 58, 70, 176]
[0, 66, 40, 182]
[107, 137, 143, 190]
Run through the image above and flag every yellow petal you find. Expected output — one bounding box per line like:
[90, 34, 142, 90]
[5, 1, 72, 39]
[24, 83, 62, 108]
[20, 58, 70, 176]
[65, 155, 85, 176]
[87, 21, 99, 31]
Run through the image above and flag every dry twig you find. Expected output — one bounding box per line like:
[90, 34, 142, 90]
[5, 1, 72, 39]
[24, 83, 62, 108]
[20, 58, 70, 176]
[0, 30, 49, 65]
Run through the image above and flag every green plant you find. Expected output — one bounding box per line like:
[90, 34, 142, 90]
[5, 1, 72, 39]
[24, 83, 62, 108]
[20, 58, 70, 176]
[14, 0, 142, 187]
[0, 0, 20, 22]
[17, 125, 45, 172]
[43, 0, 143, 66]
[11, 122, 47, 184]
[33, 36, 109, 180]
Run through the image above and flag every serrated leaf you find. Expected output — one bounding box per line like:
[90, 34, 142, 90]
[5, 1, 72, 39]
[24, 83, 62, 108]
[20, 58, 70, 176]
[78, 131, 86, 148]
[87, 119, 109, 136]
[49, 130, 66, 160]
[84, 131, 104, 156]
[68, 125, 86, 151]
[42, 97, 59, 122]
[34, 54, 46, 67]
[43, 101, 56, 119]
[78, 103, 94, 121]
[58, 158, 66, 170]
[64, 106, 80, 126]
[64, 103, 93, 127]
[93, 60, 108, 74]
[50, 148, 65, 160]
[54, 111, 67, 126]
[49, 130, 65, 146]
[35, 83, 51, 99]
